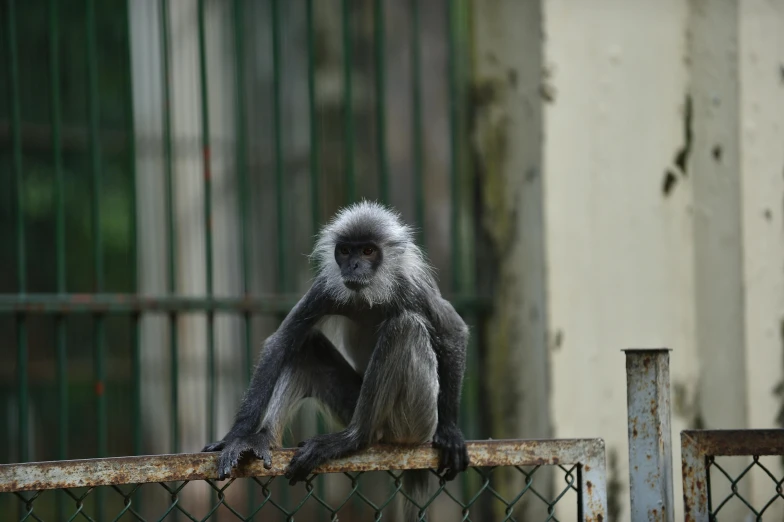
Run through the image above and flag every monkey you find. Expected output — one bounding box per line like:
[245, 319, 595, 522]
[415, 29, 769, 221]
[202, 200, 470, 518]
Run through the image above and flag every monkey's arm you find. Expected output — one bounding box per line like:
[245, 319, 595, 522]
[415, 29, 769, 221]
[430, 297, 470, 480]
[202, 281, 329, 479]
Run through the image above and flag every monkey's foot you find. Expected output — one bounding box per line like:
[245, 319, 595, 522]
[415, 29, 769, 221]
[210, 432, 274, 480]
[432, 424, 470, 481]
[285, 431, 360, 486]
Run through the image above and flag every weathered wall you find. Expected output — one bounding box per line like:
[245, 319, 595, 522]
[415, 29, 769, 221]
[537, 0, 784, 520]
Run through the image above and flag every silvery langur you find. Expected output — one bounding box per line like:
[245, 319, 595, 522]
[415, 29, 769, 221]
[202, 201, 470, 513]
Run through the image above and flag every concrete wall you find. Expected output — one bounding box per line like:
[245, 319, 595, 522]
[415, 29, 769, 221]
[535, 1, 784, 520]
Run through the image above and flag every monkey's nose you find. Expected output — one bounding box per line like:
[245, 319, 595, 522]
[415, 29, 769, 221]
[352, 262, 359, 270]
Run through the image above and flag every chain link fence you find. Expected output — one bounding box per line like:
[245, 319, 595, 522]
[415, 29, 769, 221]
[0, 440, 607, 522]
[681, 430, 784, 522]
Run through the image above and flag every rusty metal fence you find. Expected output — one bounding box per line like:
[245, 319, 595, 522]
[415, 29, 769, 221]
[0, 440, 608, 521]
[681, 430, 784, 522]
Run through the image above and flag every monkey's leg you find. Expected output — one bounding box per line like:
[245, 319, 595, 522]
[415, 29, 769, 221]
[285, 312, 438, 485]
[205, 330, 361, 480]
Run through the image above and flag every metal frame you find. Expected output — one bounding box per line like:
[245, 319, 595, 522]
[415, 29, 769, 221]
[624, 349, 675, 521]
[681, 429, 784, 522]
[0, 439, 607, 521]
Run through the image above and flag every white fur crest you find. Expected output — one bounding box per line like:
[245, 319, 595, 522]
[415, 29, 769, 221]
[312, 200, 436, 306]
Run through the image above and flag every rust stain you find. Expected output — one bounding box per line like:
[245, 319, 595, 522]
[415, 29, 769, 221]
[0, 439, 604, 493]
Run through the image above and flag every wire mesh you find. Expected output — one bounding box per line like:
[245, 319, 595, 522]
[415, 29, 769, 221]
[0, 440, 608, 521]
[3, 464, 581, 522]
[707, 455, 784, 521]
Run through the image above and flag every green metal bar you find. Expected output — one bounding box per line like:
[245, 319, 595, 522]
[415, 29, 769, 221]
[232, 0, 251, 379]
[271, 0, 287, 292]
[342, 0, 355, 203]
[374, 0, 388, 203]
[85, 7, 107, 519]
[123, 0, 141, 460]
[305, 5, 328, 513]
[232, 0, 255, 513]
[49, 0, 67, 516]
[160, 0, 179, 457]
[7, 0, 28, 475]
[270, 0, 292, 510]
[0, 293, 489, 314]
[447, 0, 477, 503]
[306, 0, 320, 232]
[447, 0, 462, 294]
[410, 0, 425, 240]
[197, 0, 216, 444]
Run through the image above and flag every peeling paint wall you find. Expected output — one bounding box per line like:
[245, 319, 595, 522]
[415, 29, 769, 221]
[542, 2, 694, 521]
[740, 0, 784, 517]
[535, 1, 784, 520]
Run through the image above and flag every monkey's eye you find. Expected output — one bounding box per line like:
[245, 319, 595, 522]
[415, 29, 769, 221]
[339, 246, 350, 255]
[362, 247, 375, 256]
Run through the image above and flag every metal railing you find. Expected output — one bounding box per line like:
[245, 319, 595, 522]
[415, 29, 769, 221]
[681, 430, 784, 522]
[0, 440, 607, 521]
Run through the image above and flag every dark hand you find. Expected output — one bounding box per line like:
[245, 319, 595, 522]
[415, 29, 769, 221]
[432, 424, 469, 481]
[284, 434, 333, 486]
[202, 431, 273, 480]
[285, 431, 360, 486]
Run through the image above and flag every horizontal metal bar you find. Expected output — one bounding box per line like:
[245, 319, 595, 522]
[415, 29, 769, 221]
[0, 439, 604, 493]
[681, 429, 784, 457]
[0, 294, 489, 314]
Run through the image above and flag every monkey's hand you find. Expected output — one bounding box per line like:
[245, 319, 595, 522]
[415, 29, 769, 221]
[285, 431, 361, 486]
[432, 423, 469, 481]
[203, 432, 274, 480]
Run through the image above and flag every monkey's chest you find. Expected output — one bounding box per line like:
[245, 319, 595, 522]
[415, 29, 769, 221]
[316, 314, 379, 374]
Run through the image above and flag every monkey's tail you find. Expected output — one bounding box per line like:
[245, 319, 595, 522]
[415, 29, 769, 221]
[402, 469, 431, 522]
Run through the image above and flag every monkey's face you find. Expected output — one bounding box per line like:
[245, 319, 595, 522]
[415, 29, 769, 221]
[334, 241, 383, 291]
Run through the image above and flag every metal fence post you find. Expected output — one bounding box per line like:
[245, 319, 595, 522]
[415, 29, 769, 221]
[624, 348, 674, 521]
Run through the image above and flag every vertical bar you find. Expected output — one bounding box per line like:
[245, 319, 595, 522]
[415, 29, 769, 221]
[271, 0, 287, 291]
[160, 0, 179, 457]
[196, 0, 216, 443]
[232, 0, 251, 392]
[270, 0, 291, 510]
[123, 0, 142, 460]
[579, 439, 609, 522]
[410, 0, 424, 239]
[7, 0, 28, 475]
[447, 0, 462, 292]
[681, 433, 709, 522]
[306, 0, 320, 231]
[342, 0, 355, 203]
[624, 349, 675, 522]
[50, 0, 66, 457]
[86, 0, 106, 516]
[446, 0, 477, 502]
[232, 0, 255, 513]
[373, 0, 388, 203]
[306, 2, 327, 513]
[49, 0, 67, 516]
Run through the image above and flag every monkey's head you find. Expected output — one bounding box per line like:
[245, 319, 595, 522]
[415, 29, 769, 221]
[313, 200, 434, 306]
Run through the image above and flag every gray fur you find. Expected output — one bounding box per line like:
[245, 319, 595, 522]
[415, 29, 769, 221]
[202, 201, 469, 522]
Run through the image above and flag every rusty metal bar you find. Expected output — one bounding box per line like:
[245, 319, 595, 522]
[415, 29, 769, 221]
[680, 429, 784, 522]
[681, 431, 709, 522]
[624, 348, 675, 522]
[0, 294, 488, 314]
[579, 439, 608, 522]
[0, 439, 604, 494]
[682, 429, 784, 456]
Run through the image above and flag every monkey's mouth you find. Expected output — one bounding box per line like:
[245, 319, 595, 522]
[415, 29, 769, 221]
[343, 279, 369, 291]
